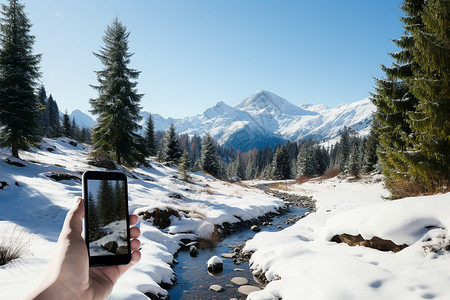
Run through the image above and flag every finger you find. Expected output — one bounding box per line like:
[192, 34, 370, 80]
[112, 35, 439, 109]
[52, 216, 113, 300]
[130, 238, 141, 251]
[130, 226, 141, 239]
[129, 214, 139, 227]
[130, 249, 141, 264]
[62, 197, 85, 237]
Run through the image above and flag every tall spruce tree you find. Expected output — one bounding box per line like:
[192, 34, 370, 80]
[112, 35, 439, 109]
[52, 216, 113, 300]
[371, 0, 425, 191]
[90, 17, 147, 167]
[407, 0, 450, 190]
[62, 111, 71, 138]
[273, 144, 291, 180]
[164, 123, 182, 163]
[200, 133, 219, 177]
[0, 0, 41, 158]
[47, 95, 60, 137]
[144, 114, 157, 156]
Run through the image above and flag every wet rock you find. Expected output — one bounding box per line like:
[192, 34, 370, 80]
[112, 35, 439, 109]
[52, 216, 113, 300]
[251, 225, 261, 232]
[238, 285, 261, 295]
[0, 181, 8, 189]
[169, 192, 182, 199]
[48, 172, 81, 182]
[231, 277, 249, 285]
[209, 284, 224, 292]
[189, 245, 199, 257]
[331, 233, 408, 253]
[207, 256, 223, 273]
[221, 252, 236, 259]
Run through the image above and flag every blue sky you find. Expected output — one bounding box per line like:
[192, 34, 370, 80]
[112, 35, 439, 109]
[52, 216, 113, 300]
[22, 0, 404, 119]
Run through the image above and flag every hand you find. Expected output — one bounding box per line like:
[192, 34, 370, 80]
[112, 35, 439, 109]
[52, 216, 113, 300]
[27, 197, 141, 300]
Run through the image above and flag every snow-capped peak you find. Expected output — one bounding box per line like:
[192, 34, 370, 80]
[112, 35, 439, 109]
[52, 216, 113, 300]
[236, 90, 317, 117]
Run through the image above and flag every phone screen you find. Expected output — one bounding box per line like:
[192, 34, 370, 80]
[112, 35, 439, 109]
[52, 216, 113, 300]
[83, 171, 131, 266]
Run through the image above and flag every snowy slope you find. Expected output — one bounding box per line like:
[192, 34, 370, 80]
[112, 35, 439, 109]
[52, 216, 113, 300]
[69, 109, 96, 128]
[244, 177, 450, 300]
[0, 139, 283, 299]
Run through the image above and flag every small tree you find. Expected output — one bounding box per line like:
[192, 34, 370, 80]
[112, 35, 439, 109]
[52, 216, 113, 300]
[164, 123, 182, 163]
[273, 144, 291, 180]
[144, 114, 157, 156]
[0, 0, 42, 158]
[200, 133, 219, 177]
[62, 111, 72, 138]
[178, 149, 191, 182]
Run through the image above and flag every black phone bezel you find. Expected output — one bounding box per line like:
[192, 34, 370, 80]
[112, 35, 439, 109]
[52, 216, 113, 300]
[82, 170, 131, 267]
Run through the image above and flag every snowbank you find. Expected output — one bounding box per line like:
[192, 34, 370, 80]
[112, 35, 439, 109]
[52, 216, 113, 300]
[244, 177, 450, 300]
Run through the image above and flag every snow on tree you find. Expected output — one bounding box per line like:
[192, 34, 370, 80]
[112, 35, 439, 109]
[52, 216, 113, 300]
[178, 149, 191, 182]
[0, 0, 41, 158]
[90, 17, 147, 167]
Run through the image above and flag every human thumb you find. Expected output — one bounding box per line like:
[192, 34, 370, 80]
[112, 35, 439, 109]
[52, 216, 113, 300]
[62, 197, 85, 237]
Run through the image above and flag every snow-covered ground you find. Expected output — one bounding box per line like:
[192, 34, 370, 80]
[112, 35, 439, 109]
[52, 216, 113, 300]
[0, 138, 283, 299]
[1, 138, 449, 299]
[244, 177, 450, 300]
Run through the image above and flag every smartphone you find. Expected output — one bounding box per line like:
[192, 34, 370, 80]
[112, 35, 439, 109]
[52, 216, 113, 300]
[82, 171, 131, 267]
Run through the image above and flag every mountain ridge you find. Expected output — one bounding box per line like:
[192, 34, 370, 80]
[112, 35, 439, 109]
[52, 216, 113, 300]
[70, 90, 375, 151]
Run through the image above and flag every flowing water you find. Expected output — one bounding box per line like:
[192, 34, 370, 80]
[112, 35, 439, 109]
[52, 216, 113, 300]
[168, 206, 309, 300]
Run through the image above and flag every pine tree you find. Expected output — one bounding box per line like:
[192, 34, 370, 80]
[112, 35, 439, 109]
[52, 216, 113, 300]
[273, 144, 291, 180]
[200, 133, 219, 177]
[90, 17, 147, 167]
[364, 123, 379, 173]
[97, 179, 115, 226]
[62, 110, 71, 138]
[407, 0, 450, 189]
[47, 95, 61, 137]
[179, 149, 191, 182]
[144, 114, 157, 156]
[0, 0, 41, 158]
[87, 192, 102, 242]
[348, 144, 360, 178]
[37, 85, 49, 136]
[164, 123, 182, 163]
[371, 0, 424, 189]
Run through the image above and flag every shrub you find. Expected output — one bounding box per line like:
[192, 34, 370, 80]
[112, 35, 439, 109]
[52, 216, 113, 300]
[0, 226, 33, 266]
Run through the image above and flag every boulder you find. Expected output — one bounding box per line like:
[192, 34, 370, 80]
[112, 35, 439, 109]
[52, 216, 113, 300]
[207, 255, 223, 273]
[238, 285, 261, 295]
[231, 277, 249, 285]
[209, 284, 224, 292]
[102, 241, 118, 254]
[116, 246, 128, 255]
[251, 225, 261, 232]
[189, 245, 199, 257]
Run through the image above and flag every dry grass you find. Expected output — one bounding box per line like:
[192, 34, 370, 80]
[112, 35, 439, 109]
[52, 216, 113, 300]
[318, 168, 340, 181]
[0, 226, 34, 266]
[295, 176, 311, 184]
[386, 178, 450, 200]
[197, 225, 221, 248]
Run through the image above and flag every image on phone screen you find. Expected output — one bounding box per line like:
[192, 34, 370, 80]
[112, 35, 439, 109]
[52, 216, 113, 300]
[85, 178, 128, 257]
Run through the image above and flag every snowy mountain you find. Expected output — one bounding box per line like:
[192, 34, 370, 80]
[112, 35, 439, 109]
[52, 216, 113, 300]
[69, 110, 96, 128]
[166, 90, 375, 151]
[70, 90, 376, 151]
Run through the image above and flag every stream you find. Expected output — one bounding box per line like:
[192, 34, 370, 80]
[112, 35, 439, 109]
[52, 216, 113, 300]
[168, 205, 310, 300]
